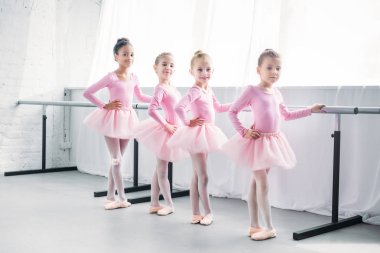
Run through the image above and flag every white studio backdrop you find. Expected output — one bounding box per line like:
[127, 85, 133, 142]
[86, 0, 279, 87]
[82, 0, 380, 88]
[75, 0, 380, 224]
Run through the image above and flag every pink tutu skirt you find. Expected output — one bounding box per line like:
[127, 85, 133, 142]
[83, 108, 138, 139]
[134, 119, 189, 162]
[167, 124, 228, 154]
[222, 132, 296, 171]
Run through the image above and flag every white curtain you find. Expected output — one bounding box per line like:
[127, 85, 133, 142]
[86, 0, 380, 87]
[75, 0, 380, 225]
[278, 0, 380, 86]
[86, 0, 282, 87]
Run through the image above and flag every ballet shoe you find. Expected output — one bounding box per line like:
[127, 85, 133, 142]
[118, 201, 132, 208]
[200, 213, 213, 226]
[248, 227, 263, 237]
[250, 229, 277, 241]
[191, 215, 204, 224]
[104, 200, 132, 210]
[103, 199, 115, 208]
[149, 206, 163, 214]
[157, 206, 174, 216]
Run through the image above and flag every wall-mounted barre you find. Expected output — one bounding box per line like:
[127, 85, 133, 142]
[320, 106, 359, 114]
[318, 106, 380, 114]
[356, 107, 380, 114]
[17, 101, 379, 114]
[17, 100, 150, 109]
[243, 105, 380, 115]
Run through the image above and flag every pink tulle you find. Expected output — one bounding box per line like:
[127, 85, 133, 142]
[134, 119, 189, 162]
[83, 108, 138, 139]
[222, 132, 297, 171]
[167, 124, 228, 154]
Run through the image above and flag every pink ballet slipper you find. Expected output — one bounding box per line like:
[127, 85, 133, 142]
[157, 206, 174, 216]
[200, 213, 213, 226]
[104, 200, 132, 210]
[248, 227, 263, 237]
[191, 215, 204, 224]
[250, 229, 277, 241]
[103, 199, 115, 208]
[149, 206, 163, 214]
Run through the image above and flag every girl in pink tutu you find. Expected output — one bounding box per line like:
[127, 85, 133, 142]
[83, 38, 151, 210]
[167, 51, 231, 225]
[223, 49, 324, 240]
[134, 52, 188, 216]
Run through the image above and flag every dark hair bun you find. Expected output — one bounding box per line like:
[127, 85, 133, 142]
[117, 37, 129, 43]
[113, 37, 132, 55]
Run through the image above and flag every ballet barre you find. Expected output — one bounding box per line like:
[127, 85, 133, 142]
[7, 100, 189, 204]
[4, 100, 83, 176]
[292, 105, 380, 240]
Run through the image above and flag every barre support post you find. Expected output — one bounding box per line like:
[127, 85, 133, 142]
[293, 113, 362, 240]
[4, 104, 77, 176]
[133, 139, 139, 187]
[42, 105, 47, 171]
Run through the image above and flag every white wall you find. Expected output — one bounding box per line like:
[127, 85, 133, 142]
[0, 0, 101, 172]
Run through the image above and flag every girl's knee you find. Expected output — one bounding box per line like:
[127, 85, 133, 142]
[111, 158, 120, 166]
[157, 171, 168, 181]
[156, 159, 168, 168]
[259, 183, 269, 195]
[199, 174, 209, 186]
[192, 175, 198, 184]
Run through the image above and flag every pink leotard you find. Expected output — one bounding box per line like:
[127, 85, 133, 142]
[83, 72, 151, 108]
[229, 85, 312, 136]
[175, 86, 231, 126]
[148, 84, 182, 126]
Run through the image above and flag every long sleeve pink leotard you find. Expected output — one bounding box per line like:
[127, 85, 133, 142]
[175, 86, 231, 126]
[148, 84, 182, 126]
[229, 85, 312, 136]
[83, 72, 151, 108]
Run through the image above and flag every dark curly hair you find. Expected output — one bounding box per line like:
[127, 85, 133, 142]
[113, 37, 133, 55]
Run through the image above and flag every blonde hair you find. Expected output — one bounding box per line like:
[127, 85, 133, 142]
[258, 49, 280, 66]
[190, 50, 212, 68]
[154, 52, 173, 65]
